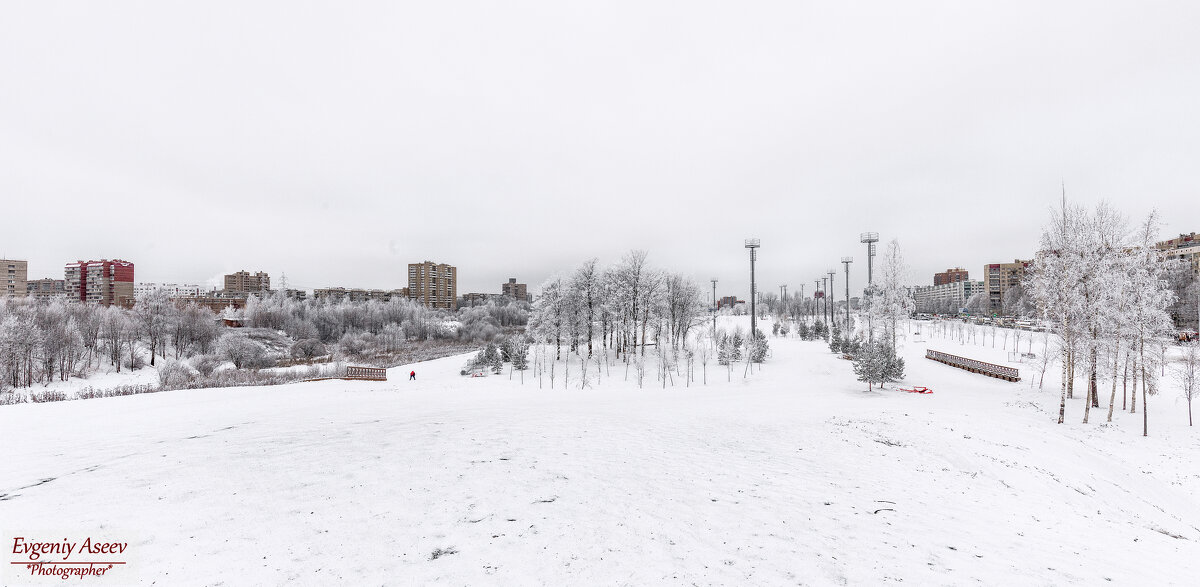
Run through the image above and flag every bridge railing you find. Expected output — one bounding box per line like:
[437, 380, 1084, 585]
[344, 366, 387, 381]
[925, 350, 1019, 382]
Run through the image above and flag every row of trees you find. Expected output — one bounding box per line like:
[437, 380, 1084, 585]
[1, 290, 530, 392]
[1026, 200, 1176, 433]
[0, 295, 222, 390]
[530, 251, 709, 362]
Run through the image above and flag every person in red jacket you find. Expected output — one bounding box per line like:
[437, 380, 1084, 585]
[409, 370, 416, 380]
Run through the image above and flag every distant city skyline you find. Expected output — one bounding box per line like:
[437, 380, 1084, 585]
[4, 2, 1198, 300]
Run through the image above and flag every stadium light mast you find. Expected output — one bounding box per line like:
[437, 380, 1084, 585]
[745, 239, 760, 337]
[860, 232, 879, 287]
[814, 279, 821, 324]
[711, 277, 718, 334]
[841, 257, 854, 334]
[826, 268, 837, 332]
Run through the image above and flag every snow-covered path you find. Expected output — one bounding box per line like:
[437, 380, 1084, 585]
[3, 322, 1198, 585]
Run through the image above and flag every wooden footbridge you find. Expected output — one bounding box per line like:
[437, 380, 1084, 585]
[925, 350, 1020, 382]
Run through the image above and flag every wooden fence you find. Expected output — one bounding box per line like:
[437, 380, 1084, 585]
[344, 366, 387, 381]
[925, 350, 1019, 382]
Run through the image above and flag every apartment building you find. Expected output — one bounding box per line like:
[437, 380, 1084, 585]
[313, 287, 406, 303]
[64, 259, 135, 307]
[913, 280, 984, 314]
[174, 295, 247, 314]
[933, 268, 969, 286]
[984, 259, 1031, 315]
[460, 292, 502, 307]
[717, 295, 743, 310]
[224, 270, 270, 294]
[27, 278, 66, 300]
[1156, 232, 1200, 275]
[2, 259, 28, 298]
[135, 283, 202, 299]
[501, 278, 528, 302]
[408, 261, 457, 310]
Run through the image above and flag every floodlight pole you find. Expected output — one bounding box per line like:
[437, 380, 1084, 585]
[827, 269, 837, 331]
[814, 280, 821, 324]
[842, 257, 854, 335]
[820, 277, 828, 329]
[711, 278, 718, 334]
[861, 232, 879, 341]
[860, 232, 879, 287]
[745, 239, 761, 338]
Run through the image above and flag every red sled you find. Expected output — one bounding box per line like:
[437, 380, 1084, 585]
[900, 386, 932, 394]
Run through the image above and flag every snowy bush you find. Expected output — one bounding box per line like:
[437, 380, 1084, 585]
[216, 336, 269, 370]
[291, 339, 327, 361]
[338, 331, 379, 359]
[158, 359, 197, 388]
[191, 354, 224, 376]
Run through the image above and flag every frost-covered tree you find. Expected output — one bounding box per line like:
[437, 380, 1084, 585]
[134, 288, 174, 366]
[1176, 341, 1199, 426]
[1029, 200, 1175, 428]
[852, 340, 903, 390]
[869, 239, 915, 353]
[748, 330, 769, 363]
[530, 276, 566, 360]
[1027, 198, 1089, 424]
[571, 258, 600, 357]
[511, 338, 530, 383]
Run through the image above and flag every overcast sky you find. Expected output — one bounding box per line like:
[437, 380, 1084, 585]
[2, 1, 1198, 301]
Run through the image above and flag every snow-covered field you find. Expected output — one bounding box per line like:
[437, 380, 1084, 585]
[3, 317, 1198, 585]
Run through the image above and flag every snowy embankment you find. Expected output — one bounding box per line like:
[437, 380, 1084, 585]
[2, 317, 1198, 585]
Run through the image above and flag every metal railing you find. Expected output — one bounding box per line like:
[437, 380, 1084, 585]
[925, 350, 1019, 382]
[345, 366, 387, 381]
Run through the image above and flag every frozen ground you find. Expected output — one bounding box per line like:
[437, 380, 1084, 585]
[2, 316, 1199, 585]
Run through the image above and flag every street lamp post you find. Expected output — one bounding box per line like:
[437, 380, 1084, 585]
[745, 239, 760, 338]
[841, 257, 854, 336]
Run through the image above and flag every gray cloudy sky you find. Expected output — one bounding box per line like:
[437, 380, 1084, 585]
[3, 1, 1198, 301]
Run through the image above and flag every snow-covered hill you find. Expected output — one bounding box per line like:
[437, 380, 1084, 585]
[2, 317, 1198, 585]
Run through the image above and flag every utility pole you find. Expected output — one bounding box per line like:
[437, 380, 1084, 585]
[746, 239, 760, 338]
[797, 284, 803, 323]
[842, 257, 854, 336]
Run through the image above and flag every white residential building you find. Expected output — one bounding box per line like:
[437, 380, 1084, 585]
[913, 280, 984, 314]
[135, 282, 202, 300]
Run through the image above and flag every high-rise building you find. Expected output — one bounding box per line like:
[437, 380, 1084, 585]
[984, 259, 1031, 315]
[933, 268, 968, 286]
[501, 278, 528, 302]
[224, 270, 270, 294]
[1156, 232, 1200, 275]
[913, 280, 984, 314]
[65, 259, 135, 307]
[408, 261, 457, 309]
[27, 278, 65, 300]
[2, 259, 28, 299]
